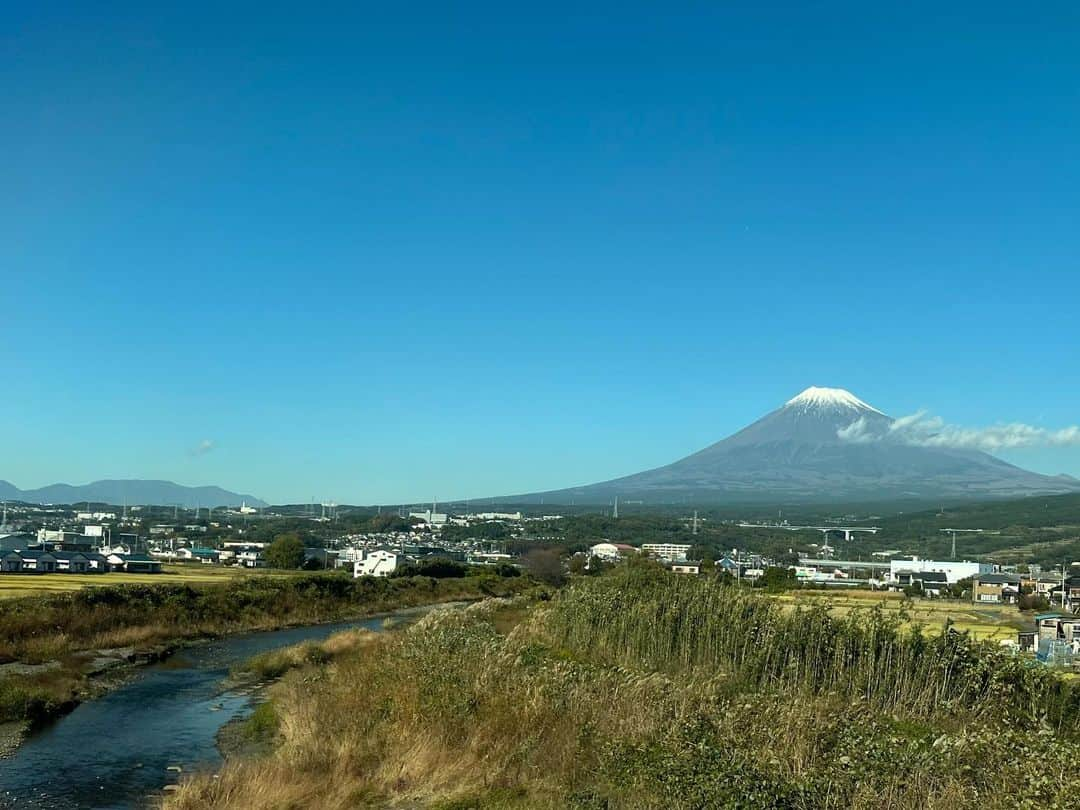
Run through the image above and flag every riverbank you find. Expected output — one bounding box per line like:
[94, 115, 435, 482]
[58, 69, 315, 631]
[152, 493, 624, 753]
[167, 570, 1080, 810]
[212, 619, 418, 763]
[0, 571, 532, 746]
[1, 608, 464, 809]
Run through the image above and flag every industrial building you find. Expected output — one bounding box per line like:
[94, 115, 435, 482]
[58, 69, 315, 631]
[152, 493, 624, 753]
[888, 556, 993, 585]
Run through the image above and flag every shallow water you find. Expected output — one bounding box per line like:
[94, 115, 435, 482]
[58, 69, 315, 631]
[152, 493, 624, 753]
[0, 612, 411, 808]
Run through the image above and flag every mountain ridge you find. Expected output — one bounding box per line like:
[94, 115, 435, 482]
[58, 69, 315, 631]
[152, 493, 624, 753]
[0, 479, 267, 509]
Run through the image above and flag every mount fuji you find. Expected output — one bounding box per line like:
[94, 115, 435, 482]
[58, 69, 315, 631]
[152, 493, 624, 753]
[512, 387, 1080, 505]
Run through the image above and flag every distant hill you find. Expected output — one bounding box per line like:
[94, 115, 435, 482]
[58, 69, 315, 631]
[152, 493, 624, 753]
[0, 479, 267, 509]
[508, 387, 1080, 506]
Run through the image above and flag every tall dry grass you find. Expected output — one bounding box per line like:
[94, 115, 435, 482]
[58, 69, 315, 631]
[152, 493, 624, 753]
[166, 585, 1080, 810]
[542, 566, 1080, 731]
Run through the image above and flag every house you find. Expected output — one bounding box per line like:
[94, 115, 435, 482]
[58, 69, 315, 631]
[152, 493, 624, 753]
[671, 563, 700, 575]
[83, 552, 108, 572]
[1, 550, 24, 572]
[53, 551, 90, 573]
[36, 529, 96, 552]
[354, 550, 398, 578]
[1034, 612, 1080, 644]
[718, 557, 743, 576]
[1065, 572, 1080, 613]
[123, 554, 163, 573]
[1031, 613, 1080, 667]
[2, 549, 107, 574]
[18, 550, 59, 573]
[236, 547, 266, 568]
[893, 570, 949, 597]
[1021, 575, 1064, 599]
[972, 573, 1022, 604]
[176, 547, 220, 564]
[106, 553, 163, 573]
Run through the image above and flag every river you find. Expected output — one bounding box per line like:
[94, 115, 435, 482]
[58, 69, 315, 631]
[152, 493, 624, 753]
[0, 608, 435, 809]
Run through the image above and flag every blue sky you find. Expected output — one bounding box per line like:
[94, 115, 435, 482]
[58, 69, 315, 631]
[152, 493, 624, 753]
[3, 2, 1079, 504]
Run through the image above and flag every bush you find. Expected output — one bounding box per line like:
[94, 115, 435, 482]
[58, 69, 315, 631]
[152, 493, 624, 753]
[265, 534, 305, 569]
[391, 558, 468, 579]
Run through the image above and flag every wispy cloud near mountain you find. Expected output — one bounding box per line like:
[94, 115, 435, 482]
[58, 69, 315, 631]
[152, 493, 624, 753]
[189, 439, 217, 457]
[838, 411, 1080, 452]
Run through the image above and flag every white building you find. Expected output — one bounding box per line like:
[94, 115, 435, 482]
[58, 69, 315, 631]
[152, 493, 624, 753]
[471, 512, 523, 521]
[588, 542, 638, 563]
[409, 510, 448, 526]
[236, 547, 265, 568]
[888, 556, 992, 585]
[338, 547, 367, 564]
[354, 550, 398, 578]
[641, 543, 692, 562]
[469, 551, 513, 564]
[223, 540, 268, 549]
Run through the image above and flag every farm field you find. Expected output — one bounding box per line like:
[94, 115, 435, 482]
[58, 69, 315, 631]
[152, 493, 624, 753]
[0, 564, 270, 599]
[769, 588, 1029, 642]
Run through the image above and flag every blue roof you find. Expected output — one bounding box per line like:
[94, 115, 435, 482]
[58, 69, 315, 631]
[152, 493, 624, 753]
[121, 554, 158, 563]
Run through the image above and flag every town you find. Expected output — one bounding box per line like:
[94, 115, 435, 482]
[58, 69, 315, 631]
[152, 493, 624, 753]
[4, 494, 1080, 669]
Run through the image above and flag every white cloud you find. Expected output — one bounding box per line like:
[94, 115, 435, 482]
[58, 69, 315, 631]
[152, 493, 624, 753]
[189, 439, 217, 457]
[838, 411, 1080, 452]
[836, 417, 876, 444]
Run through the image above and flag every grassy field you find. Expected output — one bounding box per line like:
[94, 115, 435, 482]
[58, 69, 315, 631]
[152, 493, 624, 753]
[0, 564, 260, 599]
[166, 572, 1080, 810]
[769, 589, 1028, 642]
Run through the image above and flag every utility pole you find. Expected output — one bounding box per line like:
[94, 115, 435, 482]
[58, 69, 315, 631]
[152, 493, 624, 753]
[613, 496, 619, 519]
[1063, 560, 1068, 611]
[692, 510, 699, 535]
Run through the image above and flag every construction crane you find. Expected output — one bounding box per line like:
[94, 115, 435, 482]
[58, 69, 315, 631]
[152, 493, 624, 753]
[940, 528, 984, 559]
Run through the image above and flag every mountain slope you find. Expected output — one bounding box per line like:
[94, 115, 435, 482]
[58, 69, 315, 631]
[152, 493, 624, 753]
[0, 479, 267, 508]
[512, 387, 1080, 505]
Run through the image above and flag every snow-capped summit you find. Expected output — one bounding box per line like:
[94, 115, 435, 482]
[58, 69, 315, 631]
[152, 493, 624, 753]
[784, 387, 885, 415]
[509, 385, 1080, 505]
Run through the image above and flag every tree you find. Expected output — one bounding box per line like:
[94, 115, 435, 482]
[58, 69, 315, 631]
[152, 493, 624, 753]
[1019, 592, 1051, 612]
[945, 576, 974, 600]
[493, 562, 521, 578]
[266, 533, 305, 569]
[366, 513, 412, 533]
[757, 566, 797, 590]
[522, 548, 566, 586]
